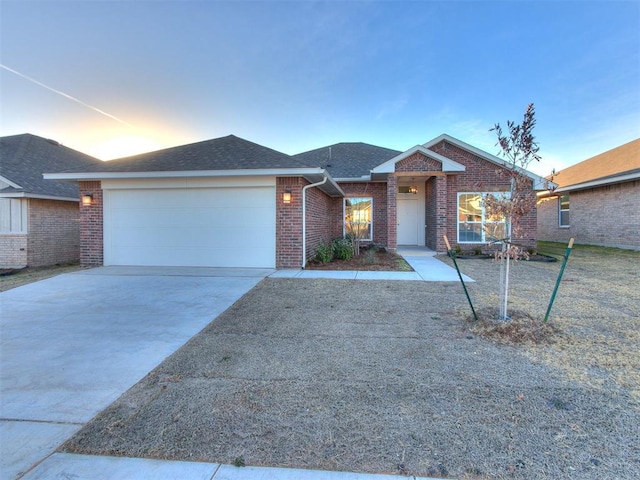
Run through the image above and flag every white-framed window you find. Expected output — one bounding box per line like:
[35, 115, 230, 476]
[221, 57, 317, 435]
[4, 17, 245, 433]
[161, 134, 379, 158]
[344, 197, 372, 241]
[559, 194, 570, 227]
[0, 198, 27, 234]
[457, 192, 508, 243]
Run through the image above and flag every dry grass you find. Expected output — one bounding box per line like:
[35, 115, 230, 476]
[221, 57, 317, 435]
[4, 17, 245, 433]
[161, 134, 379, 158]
[61, 243, 640, 479]
[466, 307, 560, 345]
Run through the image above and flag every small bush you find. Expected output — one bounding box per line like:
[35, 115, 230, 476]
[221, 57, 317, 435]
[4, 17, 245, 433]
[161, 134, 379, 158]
[315, 244, 333, 264]
[332, 237, 353, 260]
[364, 247, 377, 264]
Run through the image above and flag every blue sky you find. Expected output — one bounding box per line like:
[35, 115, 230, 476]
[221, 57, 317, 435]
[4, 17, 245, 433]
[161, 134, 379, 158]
[1, 0, 638, 175]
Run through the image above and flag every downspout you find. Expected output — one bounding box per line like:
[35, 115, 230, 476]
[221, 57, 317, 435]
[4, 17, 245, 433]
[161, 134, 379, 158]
[301, 175, 328, 269]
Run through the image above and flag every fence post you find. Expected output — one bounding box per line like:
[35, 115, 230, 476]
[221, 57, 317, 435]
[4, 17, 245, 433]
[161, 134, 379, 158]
[544, 238, 575, 323]
[444, 235, 478, 321]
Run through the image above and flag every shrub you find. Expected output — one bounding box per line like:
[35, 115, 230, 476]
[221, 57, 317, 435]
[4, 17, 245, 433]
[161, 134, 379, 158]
[315, 243, 333, 264]
[332, 237, 353, 260]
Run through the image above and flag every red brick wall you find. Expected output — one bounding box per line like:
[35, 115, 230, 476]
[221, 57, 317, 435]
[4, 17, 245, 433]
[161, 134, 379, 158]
[428, 140, 537, 251]
[27, 199, 80, 267]
[304, 183, 336, 265]
[396, 152, 442, 172]
[386, 177, 397, 251]
[276, 178, 303, 268]
[276, 177, 340, 268]
[79, 181, 103, 266]
[537, 181, 640, 250]
[338, 182, 388, 248]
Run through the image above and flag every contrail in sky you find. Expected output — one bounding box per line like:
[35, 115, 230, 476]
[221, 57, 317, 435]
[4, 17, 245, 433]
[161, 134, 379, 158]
[0, 63, 135, 128]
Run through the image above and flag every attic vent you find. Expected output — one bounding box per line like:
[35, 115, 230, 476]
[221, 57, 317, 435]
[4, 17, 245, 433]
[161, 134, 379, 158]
[46, 138, 61, 146]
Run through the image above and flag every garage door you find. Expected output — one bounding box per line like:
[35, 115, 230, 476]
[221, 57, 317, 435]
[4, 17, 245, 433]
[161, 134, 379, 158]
[104, 187, 276, 268]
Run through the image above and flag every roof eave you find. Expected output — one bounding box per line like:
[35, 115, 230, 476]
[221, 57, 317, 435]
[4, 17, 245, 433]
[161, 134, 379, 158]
[424, 133, 549, 189]
[0, 192, 78, 202]
[371, 144, 466, 174]
[553, 171, 640, 193]
[0, 174, 22, 189]
[43, 167, 328, 181]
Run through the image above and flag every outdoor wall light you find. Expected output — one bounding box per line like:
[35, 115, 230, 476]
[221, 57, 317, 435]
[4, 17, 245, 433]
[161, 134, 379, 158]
[283, 190, 292, 204]
[81, 194, 93, 206]
[408, 186, 418, 194]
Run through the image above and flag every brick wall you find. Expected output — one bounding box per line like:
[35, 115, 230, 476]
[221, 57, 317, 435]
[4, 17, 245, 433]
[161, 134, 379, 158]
[338, 182, 389, 248]
[27, 199, 80, 267]
[276, 177, 340, 268]
[79, 181, 104, 266]
[0, 235, 28, 268]
[276, 178, 303, 268]
[396, 152, 442, 172]
[537, 181, 640, 250]
[428, 140, 537, 251]
[305, 184, 336, 265]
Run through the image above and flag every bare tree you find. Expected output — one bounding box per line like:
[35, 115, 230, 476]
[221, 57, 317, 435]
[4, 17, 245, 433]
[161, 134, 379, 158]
[485, 103, 541, 320]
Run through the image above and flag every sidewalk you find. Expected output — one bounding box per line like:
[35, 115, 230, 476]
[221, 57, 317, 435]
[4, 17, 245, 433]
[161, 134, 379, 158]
[271, 247, 473, 283]
[21, 453, 438, 479]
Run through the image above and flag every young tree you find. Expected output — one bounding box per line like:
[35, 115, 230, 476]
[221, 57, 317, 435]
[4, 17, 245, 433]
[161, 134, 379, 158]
[485, 103, 541, 320]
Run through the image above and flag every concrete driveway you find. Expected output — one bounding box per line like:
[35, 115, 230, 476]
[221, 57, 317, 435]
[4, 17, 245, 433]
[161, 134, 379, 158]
[0, 266, 271, 480]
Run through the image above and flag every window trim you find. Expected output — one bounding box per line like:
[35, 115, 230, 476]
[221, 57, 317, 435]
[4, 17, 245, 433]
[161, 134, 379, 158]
[559, 194, 570, 228]
[457, 192, 509, 244]
[343, 196, 373, 241]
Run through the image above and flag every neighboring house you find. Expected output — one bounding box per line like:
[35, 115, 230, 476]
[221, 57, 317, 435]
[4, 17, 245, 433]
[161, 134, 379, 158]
[537, 138, 640, 250]
[45, 133, 547, 269]
[0, 134, 102, 268]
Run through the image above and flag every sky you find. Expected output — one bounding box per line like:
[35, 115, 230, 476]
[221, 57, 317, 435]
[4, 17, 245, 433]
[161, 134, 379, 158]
[1, 0, 639, 176]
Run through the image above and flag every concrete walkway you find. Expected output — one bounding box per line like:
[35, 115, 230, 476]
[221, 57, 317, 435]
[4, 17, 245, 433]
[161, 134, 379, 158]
[1, 263, 449, 480]
[0, 268, 267, 480]
[271, 247, 474, 282]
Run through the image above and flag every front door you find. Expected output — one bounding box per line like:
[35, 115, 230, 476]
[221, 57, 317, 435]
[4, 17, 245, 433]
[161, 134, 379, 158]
[398, 197, 419, 245]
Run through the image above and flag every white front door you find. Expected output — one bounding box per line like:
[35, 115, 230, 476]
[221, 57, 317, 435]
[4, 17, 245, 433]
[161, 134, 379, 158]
[398, 197, 419, 245]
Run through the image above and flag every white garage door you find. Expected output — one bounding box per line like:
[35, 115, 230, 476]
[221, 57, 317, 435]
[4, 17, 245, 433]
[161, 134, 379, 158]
[104, 187, 276, 268]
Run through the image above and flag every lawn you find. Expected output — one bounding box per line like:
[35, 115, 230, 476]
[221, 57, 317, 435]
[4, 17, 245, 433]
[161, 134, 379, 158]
[61, 243, 639, 479]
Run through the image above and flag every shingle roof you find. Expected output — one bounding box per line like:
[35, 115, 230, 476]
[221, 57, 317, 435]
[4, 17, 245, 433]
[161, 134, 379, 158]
[55, 135, 315, 173]
[294, 142, 401, 179]
[0, 134, 102, 199]
[552, 138, 640, 188]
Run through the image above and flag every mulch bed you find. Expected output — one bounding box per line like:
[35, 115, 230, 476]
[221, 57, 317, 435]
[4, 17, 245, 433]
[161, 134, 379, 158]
[306, 249, 412, 271]
[61, 247, 640, 479]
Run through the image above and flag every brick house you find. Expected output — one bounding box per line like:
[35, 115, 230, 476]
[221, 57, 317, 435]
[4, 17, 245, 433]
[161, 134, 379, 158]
[45, 133, 547, 269]
[537, 138, 640, 250]
[0, 134, 102, 268]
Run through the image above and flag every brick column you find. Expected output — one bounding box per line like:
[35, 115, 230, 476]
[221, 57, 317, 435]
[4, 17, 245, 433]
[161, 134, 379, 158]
[435, 175, 448, 252]
[79, 181, 103, 266]
[276, 177, 304, 268]
[386, 176, 397, 252]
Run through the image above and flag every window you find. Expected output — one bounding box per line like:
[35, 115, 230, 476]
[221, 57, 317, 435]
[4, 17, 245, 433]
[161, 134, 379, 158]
[0, 198, 27, 234]
[559, 194, 570, 227]
[344, 197, 372, 241]
[457, 193, 508, 243]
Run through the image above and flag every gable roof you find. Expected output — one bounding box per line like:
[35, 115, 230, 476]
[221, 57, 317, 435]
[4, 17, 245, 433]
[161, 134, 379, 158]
[424, 134, 549, 190]
[0, 133, 101, 201]
[294, 142, 401, 179]
[371, 144, 466, 175]
[550, 138, 640, 192]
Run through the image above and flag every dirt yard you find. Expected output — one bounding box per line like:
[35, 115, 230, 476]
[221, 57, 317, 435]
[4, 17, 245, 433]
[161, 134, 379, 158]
[61, 243, 639, 479]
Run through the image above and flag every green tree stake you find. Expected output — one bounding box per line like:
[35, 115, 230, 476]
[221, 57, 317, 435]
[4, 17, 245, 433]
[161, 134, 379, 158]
[444, 236, 478, 321]
[544, 238, 574, 323]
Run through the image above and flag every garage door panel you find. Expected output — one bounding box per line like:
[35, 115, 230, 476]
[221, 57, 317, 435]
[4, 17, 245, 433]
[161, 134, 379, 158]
[105, 187, 276, 268]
